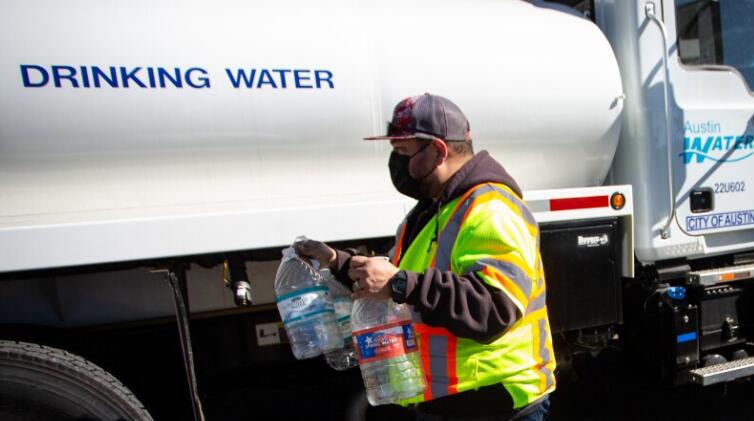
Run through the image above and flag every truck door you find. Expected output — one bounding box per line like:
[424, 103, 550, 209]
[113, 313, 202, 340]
[669, 0, 754, 239]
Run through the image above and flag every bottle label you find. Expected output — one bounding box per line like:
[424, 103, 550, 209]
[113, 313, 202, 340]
[276, 286, 334, 325]
[352, 321, 418, 364]
[336, 316, 351, 340]
[333, 297, 352, 340]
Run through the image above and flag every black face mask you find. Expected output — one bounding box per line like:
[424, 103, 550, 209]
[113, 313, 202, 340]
[388, 142, 436, 200]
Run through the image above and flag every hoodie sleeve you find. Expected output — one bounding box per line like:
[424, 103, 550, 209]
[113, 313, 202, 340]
[398, 269, 519, 344]
[329, 248, 362, 288]
[398, 195, 542, 344]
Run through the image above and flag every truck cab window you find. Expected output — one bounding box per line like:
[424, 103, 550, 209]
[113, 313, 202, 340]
[675, 0, 754, 90]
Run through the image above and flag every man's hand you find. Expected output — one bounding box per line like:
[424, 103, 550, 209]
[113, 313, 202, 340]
[293, 239, 336, 269]
[349, 256, 399, 300]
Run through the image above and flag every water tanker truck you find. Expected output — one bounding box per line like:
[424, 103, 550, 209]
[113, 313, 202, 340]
[1, 0, 754, 419]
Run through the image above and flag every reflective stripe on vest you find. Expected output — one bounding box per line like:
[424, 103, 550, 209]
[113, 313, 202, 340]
[432, 183, 496, 270]
[433, 183, 538, 271]
[415, 324, 458, 401]
[537, 316, 555, 392]
[403, 182, 554, 403]
[469, 259, 533, 308]
[391, 221, 408, 266]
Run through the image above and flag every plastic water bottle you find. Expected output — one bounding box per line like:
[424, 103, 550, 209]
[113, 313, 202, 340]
[351, 298, 425, 405]
[274, 245, 341, 360]
[321, 269, 358, 370]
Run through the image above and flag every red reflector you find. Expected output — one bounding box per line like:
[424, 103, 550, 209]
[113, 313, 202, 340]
[550, 195, 609, 211]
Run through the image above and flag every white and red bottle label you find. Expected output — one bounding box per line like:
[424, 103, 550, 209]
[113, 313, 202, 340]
[352, 321, 417, 364]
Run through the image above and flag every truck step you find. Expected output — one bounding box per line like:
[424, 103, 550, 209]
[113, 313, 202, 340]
[687, 264, 754, 286]
[689, 356, 754, 386]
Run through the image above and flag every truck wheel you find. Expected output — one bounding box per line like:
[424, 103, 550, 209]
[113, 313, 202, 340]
[0, 340, 153, 421]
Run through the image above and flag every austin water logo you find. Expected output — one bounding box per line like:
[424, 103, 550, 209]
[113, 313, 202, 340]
[681, 121, 754, 165]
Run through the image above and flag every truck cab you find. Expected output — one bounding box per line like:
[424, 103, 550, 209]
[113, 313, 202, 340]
[600, 0, 754, 385]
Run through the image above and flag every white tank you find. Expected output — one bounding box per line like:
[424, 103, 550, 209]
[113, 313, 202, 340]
[0, 0, 624, 271]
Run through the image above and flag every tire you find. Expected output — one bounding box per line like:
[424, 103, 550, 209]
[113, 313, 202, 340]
[0, 340, 153, 421]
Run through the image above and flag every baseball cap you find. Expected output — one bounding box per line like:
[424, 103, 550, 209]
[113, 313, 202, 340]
[364, 93, 471, 142]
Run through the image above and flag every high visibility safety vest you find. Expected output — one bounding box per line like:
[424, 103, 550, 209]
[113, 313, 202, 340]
[393, 182, 556, 408]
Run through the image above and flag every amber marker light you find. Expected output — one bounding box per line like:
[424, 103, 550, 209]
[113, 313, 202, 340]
[610, 192, 626, 210]
[720, 273, 736, 282]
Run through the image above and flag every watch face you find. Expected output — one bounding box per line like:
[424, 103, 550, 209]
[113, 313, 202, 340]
[392, 272, 407, 298]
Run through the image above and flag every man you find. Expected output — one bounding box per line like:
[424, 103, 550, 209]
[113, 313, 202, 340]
[297, 94, 555, 420]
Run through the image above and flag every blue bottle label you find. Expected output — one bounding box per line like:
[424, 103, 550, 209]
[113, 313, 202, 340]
[402, 323, 417, 349]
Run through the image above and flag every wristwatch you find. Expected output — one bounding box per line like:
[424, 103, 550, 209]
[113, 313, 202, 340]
[390, 270, 408, 302]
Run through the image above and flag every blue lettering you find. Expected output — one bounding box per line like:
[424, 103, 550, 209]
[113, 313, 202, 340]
[20, 64, 49, 87]
[273, 69, 291, 88]
[146, 68, 157, 87]
[185, 67, 210, 88]
[120, 67, 147, 88]
[20, 64, 333, 91]
[724, 135, 734, 149]
[256, 69, 277, 88]
[225, 68, 255, 88]
[682, 133, 754, 164]
[92, 66, 119, 88]
[688, 210, 754, 231]
[294, 69, 312, 88]
[315, 70, 334, 89]
[158, 67, 182, 88]
[51, 65, 79, 88]
[701, 137, 713, 153]
[687, 137, 707, 164]
[687, 215, 708, 231]
[684, 120, 721, 134]
[79, 66, 91, 88]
